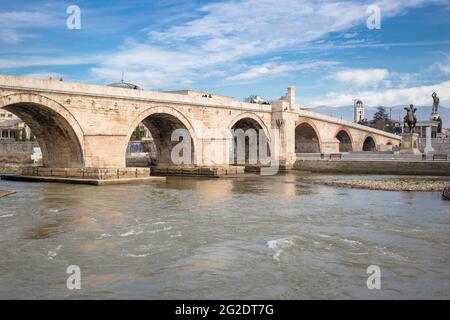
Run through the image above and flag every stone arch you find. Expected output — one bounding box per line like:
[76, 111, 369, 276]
[295, 121, 321, 153]
[0, 93, 85, 167]
[127, 106, 197, 166]
[335, 128, 353, 152]
[228, 112, 271, 141]
[362, 135, 377, 151]
[228, 113, 271, 165]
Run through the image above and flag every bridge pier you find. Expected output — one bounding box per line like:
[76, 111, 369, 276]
[320, 139, 340, 153]
[83, 135, 128, 168]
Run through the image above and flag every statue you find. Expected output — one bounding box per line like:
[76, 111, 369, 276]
[403, 104, 417, 133]
[432, 92, 440, 114]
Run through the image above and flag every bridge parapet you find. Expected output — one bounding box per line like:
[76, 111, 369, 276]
[298, 108, 401, 141]
[0, 75, 271, 113]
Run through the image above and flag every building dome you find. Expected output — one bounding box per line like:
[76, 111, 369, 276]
[107, 81, 143, 90]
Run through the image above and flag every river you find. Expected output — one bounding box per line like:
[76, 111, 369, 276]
[0, 172, 449, 299]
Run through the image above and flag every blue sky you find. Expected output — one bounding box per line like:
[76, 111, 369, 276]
[1, 0, 449, 107]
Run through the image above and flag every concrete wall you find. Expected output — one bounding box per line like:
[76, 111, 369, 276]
[0, 141, 38, 164]
[294, 159, 450, 176]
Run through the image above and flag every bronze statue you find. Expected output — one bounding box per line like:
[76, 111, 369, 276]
[432, 92, 440, 114]
[403, 104, 417, 133]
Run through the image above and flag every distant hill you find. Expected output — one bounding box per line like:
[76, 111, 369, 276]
[309, 105, 450, 128]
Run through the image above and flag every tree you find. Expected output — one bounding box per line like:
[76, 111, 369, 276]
[21, 128, 27, 141]
[134, 126, 142, 141]
[358, 118, 369, 126]
[14, 129, 20, 141]
[370, 106, 392, 132]
[29, 131, 35, 141]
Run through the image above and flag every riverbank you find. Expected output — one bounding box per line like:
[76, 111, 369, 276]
[303, 176, 450, 192]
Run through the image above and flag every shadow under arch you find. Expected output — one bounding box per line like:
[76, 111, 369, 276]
[295, 121, 321, 153]
[228, 113, 271, 165]
[126, 106, 197, 166]
[362, 135, 377, 151]
[335, 128, 353, 152]
[0, 93, 84, 168]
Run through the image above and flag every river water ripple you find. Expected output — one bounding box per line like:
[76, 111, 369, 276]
[0, 172, 449, 299]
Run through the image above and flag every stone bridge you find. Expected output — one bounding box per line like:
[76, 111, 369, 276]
[0, 75, 400, 173]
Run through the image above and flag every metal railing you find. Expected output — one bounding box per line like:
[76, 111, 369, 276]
[418, 138, 450, 144]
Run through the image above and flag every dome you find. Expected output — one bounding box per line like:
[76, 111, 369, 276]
[107, 82, 143, 90]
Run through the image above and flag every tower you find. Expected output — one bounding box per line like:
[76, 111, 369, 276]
[354, 99, 364, 123]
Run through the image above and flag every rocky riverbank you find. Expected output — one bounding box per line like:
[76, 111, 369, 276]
[304, 177, 450, 192]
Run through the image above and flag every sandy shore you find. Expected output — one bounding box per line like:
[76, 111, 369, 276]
[304, 177, 450, 192]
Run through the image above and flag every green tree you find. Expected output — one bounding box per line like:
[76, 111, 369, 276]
[21, 128, 27, 141]
[358, 118, 369, 126]
[134, 126, 142, 141]
[370, 106, 392, 132]
[14, 129, 20, 141]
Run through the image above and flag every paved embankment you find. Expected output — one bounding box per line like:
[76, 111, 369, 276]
[294, 159, 450, 176]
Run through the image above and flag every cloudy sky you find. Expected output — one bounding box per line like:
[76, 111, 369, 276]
[0, 0, 449, 107]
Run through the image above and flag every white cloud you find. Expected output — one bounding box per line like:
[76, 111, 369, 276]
[227, 61, 339, 81]
[0, 11, 56, 28]
[437, 63, 450, 75]
[0, 11, 57, 44]
[308, 80, 450, 107]
[0, 55, 102, 69]
[343, 32, 358, 39]
[91, 0, 433, 87]
[0, 29, 27, 44]
[23, 72, 64, 80]
[330, 68, 390, 87]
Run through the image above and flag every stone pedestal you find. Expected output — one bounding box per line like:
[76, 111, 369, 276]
[424, 126, 434, 154]
[431, 112, 440, 121]
[400, 133, 421, 155]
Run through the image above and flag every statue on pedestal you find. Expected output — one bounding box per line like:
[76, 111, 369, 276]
[431, 92, 442, 132]
[432, 92, 440, 114]
[403, 104, 417, 133]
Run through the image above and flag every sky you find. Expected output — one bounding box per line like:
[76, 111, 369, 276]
[0, 0, 449, 107]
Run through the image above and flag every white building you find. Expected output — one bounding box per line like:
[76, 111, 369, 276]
[354, 100, 365, 123]
[0, 108, 31, 140]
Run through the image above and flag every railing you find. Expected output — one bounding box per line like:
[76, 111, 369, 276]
[418, 138, 450, 144]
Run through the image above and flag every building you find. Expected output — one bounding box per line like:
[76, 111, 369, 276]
[0, 108, 31, 140]
[354, 100, 364, 123]
[412, 120, 440, 139]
